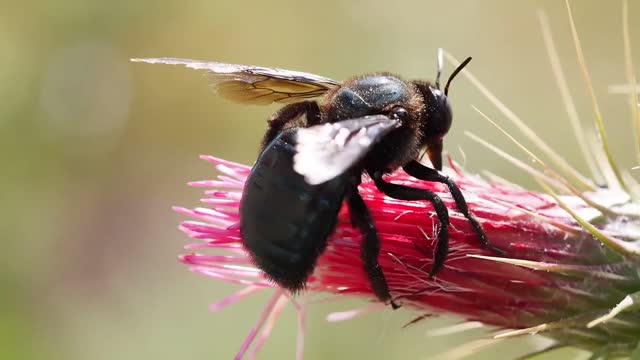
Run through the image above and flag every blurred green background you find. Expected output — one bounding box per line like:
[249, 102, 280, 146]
[3, 0, 638, 359]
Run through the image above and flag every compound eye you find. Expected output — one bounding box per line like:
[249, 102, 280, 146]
[438, 96, 453, 134]
[391, 107, 409, 121]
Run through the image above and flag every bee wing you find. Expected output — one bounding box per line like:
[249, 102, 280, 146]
[131, 58, 341, 105]
[293, 115, 401, 185]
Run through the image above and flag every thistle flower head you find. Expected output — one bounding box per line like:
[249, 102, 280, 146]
[170, 2, 640, 358]
[177, 151, 640, 358]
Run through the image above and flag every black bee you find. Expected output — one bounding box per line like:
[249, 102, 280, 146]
[132, 51, 503, 308]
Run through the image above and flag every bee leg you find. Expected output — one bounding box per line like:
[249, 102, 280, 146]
[370, 171, 449, 277]
[261, 101, 321, 150]
[402, 160, 505, 255]
[346, 185, 400, 309]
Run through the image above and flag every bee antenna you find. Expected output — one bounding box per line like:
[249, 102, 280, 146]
[435, 48, 444, 89]
[444, 56, 472, 96]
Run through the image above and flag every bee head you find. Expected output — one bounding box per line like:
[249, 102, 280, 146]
[413, 51, 471, 170]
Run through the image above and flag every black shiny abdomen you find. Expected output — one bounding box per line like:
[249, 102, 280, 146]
[240, 128, 349, 291]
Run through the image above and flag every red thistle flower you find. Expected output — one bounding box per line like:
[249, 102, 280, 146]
[177, 152, 639, 359]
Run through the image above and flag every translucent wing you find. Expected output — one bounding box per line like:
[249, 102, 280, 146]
[294, 115, 401, 185]
[131, 58, 341, 105]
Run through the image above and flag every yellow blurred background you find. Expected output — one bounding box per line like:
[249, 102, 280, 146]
[3, 1, 637, 359]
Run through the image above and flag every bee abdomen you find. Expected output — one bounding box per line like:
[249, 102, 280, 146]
[240, 128, 349, 291]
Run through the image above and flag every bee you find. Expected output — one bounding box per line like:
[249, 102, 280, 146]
[132, 50, 503, 308]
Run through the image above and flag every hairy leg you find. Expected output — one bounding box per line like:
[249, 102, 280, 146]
[346, 185, 400, 309]
[370, 171, 450, 277]
[261, 101, 321, 150]
[403, 160, 504, 255]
